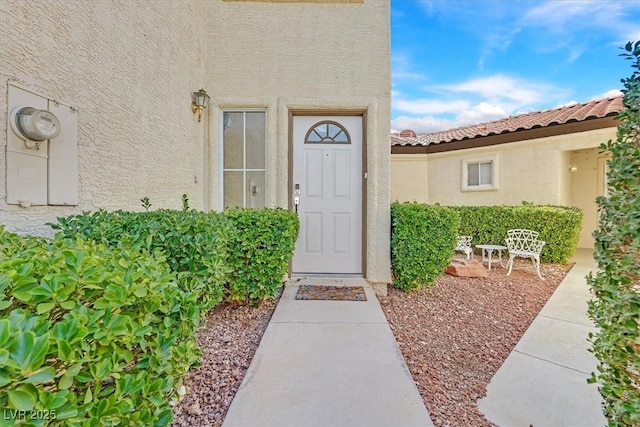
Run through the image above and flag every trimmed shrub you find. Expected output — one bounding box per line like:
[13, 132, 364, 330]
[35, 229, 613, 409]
[391, 202, 460, 291]
[51, 206, 300, 305]
[51, 209, 232, 313]
[7, 204, 299, 425]
[224, 208, 300, 302]
[452, 205, 583, 263]
[0, 227, 201, 426]
[588, 41, 640, 426]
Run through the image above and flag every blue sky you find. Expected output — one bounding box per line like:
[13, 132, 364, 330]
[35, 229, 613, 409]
[391, 0, 640, 133]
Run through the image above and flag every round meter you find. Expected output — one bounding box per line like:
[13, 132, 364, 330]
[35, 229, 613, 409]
[11, 106, 61, 141]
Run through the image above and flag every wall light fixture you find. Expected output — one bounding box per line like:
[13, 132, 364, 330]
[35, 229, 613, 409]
[191, 89, 210, 122]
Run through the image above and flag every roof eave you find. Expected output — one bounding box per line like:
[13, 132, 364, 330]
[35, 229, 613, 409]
[391, 115, 620, 155]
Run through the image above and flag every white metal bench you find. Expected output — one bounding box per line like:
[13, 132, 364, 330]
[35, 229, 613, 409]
[505, 229, 546, 280]
[455, 235, 473, 260]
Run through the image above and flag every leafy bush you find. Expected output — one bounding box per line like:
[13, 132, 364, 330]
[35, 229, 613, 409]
[588, 41, 640, 426]
[51, 206, 300, 305]
[5, 204, 299, 425]
[0, 226, 201, 426]
[224, 208, 299, 302]
[451, 205, 583, 263]
[52, 209, 232, 313]
[391, 202, 460, 291]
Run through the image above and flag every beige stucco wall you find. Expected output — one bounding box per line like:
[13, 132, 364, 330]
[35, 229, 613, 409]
[570, 147, 609, 248]
[0, 0, 210, 235]
[391, 126, 616, 249]
[390, 154, 429, 203]
[1, 0, 391, 283]
[205, 0, 391, 283]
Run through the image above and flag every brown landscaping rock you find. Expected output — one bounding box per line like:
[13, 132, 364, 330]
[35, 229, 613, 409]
[446, 258, 488, 278]
[171, 260, 571, 427]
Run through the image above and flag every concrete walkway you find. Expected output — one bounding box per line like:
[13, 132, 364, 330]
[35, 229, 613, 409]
[478, 249, 607, 426]
[222, 278, 433, 427]
[223, 250, 607, 427]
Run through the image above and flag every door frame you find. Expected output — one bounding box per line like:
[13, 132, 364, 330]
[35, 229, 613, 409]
[288, 109, 368, 277]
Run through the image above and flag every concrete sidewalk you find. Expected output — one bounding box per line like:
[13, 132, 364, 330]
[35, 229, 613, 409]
[222, 278, 433, 427]
[223, 250, 607, 427]
[478, 249, 607, 426]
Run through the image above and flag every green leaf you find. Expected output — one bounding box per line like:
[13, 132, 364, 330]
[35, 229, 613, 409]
[133, 286, 147, 298]
[67, 363, 83, 378]
[29, 334, 50, 369]
[59, 373, 73, 390]
[23, 367, 56, 384]
[54, 404, 78, 420]
[7, 390, 36, 411]
[36, 302, 56, 314]
[58, 340, 75, 362]
[0, 319, 9, 346]
[13, 288, 36, 302]
[60, 301, 76, 310]
[155, 409, 173, 426]
[10, 331, 34, 371]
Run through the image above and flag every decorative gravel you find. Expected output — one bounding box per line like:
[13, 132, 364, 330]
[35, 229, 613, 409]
[379, 259, 572, 427]
[171, 259, 571, 427]
[170, 293, 280, 427]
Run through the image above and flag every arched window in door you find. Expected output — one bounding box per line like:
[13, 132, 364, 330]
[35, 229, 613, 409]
[304, 120, 351, 144]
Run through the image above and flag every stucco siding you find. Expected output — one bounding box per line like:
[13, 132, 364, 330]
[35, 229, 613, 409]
[2, 0, 391, 283]
[390, 154, 429, 203]
[391, 127, 616, 249]
[1, 0, 210, 234]
[206, 0, 391, 283]
[407, 127, 615, 205]
[570, 147, 608, 248]
[208, 1, 388, 99]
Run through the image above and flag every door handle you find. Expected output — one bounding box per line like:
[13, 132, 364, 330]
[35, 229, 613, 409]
[294, 196, 300, 214]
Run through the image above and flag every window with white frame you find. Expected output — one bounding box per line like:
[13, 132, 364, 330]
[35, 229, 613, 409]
[222, 111, 266, 209]
[462, 156, 498, 191]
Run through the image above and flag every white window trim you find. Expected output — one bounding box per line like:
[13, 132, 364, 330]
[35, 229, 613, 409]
[220, 109, 267, 209]
[461, 156, 499, 192]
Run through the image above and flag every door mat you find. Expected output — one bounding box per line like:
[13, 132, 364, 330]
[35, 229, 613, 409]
[295, 285, 367, 301]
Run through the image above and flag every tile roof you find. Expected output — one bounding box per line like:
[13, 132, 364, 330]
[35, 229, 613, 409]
[391, 96, 623, 147]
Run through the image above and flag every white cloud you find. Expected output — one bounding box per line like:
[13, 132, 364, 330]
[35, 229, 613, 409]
[553, 100, 579, 109]
[594, 89, 624, 100]
[391, 73, 572, 133]
[454, 102, 508, 125]
[391, 102, 509, 134]
[392, 98, 470, 115]
[514, 1, 640, 62]
[520, 1, 640, 42]
[624, 29, 640, 43]
[389, 1, 637, 135]
[391, 115, 456, 134]
[521, 1, 609, 28]
[438, 74, 556, 106]
[392, 53, 426, 82]
[477, 27, 521, 69]
[557, 90, 624, 107]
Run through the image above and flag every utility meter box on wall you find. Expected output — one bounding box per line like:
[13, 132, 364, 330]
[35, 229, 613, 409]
[6, 84, 78, 206]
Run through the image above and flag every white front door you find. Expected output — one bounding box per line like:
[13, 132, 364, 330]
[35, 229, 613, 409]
[291, 115, 363, 275]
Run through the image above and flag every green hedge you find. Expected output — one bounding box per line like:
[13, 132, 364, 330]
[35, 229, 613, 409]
[451, 205, 583, 263]
[51, 206, 299, 304]
[588, 41, 640, 426]
[0, 227, 201, 426]
[224, 208, 300, 302]
[52, 209, 231, 313]
[391, 202, 460, 291]
[1, 206, 299, 425]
